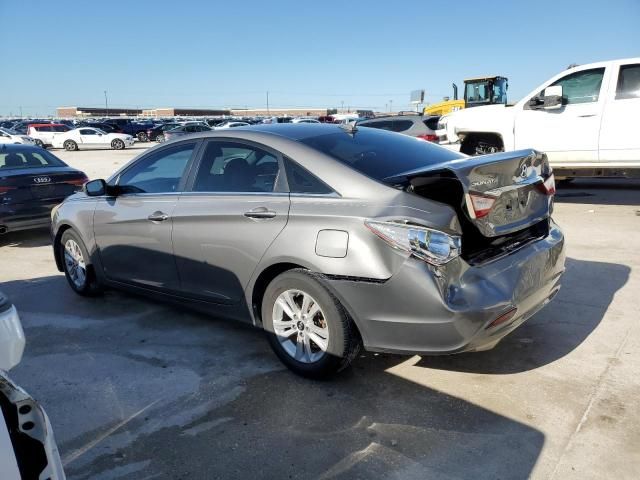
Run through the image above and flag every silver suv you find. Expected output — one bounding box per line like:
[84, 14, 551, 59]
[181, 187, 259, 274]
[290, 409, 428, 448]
[358, 114, 440, 142]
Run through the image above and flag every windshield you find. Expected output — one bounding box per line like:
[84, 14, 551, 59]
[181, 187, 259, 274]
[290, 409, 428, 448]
[465, 81, 491, 105]
[0, 147, 66, 169]
[299, 128, 463, 182]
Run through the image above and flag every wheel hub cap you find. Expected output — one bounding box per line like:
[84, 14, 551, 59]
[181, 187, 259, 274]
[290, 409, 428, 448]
[272, 289, 329, 363]
[64, 239, 87, 288]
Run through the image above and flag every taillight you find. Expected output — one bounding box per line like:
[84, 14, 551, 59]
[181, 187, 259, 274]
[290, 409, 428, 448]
[416, 134, 438, 142]
[67, 175, 89, 187]
[468, 193, 497, 219]
[536, 173, 556, 195]
[364, 219, 461, 265]
[0, 186, 17, 195]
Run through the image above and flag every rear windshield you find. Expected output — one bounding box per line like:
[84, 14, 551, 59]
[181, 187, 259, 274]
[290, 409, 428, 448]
[0, 149, 66, 169]
[299, 128, 462, 181]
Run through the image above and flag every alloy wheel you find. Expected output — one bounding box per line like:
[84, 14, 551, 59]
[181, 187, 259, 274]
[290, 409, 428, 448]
[272, 289, 329, 363]
[64, 239, 87, 289]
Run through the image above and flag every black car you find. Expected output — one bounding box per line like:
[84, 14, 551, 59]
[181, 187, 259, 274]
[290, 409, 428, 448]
[78, 121, 120, 133]
[0, 144, 87, 235]
[146, 122, 181, 142]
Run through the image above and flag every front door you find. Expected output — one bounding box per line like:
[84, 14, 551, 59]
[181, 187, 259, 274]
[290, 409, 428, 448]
[93, 140, 199, 292]
[514, 67, 608, 166]
[171, 139, 289, 304]
[79, 128, 100, 148]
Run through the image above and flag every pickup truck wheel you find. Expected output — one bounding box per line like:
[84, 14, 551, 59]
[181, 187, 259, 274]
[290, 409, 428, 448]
[111, 139, 125, 150]
[461, 135, 504, 156]
[136, 132, 148, 142]
[64, 140, 78, 151]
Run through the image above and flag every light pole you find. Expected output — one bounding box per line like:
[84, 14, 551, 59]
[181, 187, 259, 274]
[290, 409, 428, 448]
[341, 100, 344, 113]
[389, 100, 393, 113]
[104, 90, 109, 117]
[266, 91, 270, 115]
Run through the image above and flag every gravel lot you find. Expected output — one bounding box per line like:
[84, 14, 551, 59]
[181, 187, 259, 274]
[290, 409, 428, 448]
[1, 145, 639, 479]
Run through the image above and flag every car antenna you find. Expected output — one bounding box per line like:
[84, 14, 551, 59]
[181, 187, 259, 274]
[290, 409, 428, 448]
[339, 122, 357, 135]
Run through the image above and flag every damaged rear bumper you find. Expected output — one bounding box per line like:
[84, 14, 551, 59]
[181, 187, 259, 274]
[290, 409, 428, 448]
[326, 222, 565, 355]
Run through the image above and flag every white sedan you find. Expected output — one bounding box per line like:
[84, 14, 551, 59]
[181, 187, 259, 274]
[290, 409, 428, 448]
[51, 127, 135, 151]
[0, 127, 36, 145]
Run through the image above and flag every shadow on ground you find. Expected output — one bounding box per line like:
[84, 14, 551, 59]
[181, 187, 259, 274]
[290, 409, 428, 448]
[555, 178, 640, 206]
[415, 256, 629, 374]
[0, 227, 51, 248]
[5, 254, 627, 479]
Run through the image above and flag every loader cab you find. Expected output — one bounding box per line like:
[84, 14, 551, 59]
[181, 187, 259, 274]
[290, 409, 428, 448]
[464, 76, 508, 107]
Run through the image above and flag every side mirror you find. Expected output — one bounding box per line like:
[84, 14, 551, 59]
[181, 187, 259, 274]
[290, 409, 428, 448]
[543, 85, 564, 110]
[84, 179, 107, 196]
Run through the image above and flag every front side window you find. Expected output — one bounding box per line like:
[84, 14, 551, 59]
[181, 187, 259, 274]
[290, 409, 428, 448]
[192, 141, 280, 193]
[616, 64, 640, 100]
[80, 129, 96, 135]
[117, 142, 196, 194]
[550, 68, 605, 105]
[465, 81, 490, 105]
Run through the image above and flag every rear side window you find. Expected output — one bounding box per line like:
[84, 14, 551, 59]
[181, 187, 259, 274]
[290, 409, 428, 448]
[0, 149, 66, 169]
[299, 128, 463, 182]
[283, 157, 333, 194]
[360, 120, 391, 131]
[192, 141, 280, 193]
[423, 116, 440, 131]
[35, 126, 52, 132]
[616, 64, 640, 100]
[390, 120, 413, 132]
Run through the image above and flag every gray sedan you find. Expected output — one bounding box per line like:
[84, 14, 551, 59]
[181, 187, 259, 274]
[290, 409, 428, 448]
[50, 124, 565, 377]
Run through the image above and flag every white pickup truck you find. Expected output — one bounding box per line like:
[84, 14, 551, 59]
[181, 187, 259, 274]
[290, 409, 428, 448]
[436, 58, 640, 178]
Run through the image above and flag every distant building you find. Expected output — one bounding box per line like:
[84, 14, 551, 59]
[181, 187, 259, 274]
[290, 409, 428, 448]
[57, 106, 143, 117]
[230, 108, 327, 117]
[142, 108, 230, 117]
[58, 106, 329, 118]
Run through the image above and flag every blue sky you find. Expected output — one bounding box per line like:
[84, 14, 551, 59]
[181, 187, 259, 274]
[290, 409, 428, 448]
[1, 0, 638, 116]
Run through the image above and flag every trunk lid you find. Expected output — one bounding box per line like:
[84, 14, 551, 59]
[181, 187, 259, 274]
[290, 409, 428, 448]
[0, 167, 87, 204]
[385, 149, 554, 238]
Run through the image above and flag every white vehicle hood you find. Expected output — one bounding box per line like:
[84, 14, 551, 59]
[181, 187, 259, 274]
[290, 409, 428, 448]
[440, 104, 516, 142]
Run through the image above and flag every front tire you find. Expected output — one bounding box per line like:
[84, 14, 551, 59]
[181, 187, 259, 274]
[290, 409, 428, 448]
[136, 131, 148, 142]
[60, 229, 101, 296]
[111, 138, 125, 150]
[262, 269, 361, 378]
[64, 140, 78, 151]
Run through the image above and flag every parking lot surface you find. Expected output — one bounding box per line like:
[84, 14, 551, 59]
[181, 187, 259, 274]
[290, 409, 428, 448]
[1, 147, 639, 479]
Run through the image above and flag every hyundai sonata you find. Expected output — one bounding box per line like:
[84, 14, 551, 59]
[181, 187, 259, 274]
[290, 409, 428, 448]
[51, 124, 565, 377]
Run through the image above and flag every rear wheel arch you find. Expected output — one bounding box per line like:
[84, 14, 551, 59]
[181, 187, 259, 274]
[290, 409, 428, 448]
[251, 262, 307, 325]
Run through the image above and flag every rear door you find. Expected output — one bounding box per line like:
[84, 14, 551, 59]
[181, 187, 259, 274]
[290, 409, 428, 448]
[599, 62, 640, 165]
[171, 139, 289, 304]
[93, 140, 199, 292]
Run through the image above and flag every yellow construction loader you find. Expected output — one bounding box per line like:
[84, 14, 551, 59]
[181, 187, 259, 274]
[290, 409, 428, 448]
[424, 76, 508, 115]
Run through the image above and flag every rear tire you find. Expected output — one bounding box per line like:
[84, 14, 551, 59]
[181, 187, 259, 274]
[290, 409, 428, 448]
[59, 229, 102, 296]
[64, 140, 78, 151]
[136, 131, 148, 142]
[262, 269, 361, 379]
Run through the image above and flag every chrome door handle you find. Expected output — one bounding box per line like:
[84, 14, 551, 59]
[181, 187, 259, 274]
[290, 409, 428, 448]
[148, 211, 170, 222]
[244, 207, 276, 219]
[578, 114, 596, 117]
